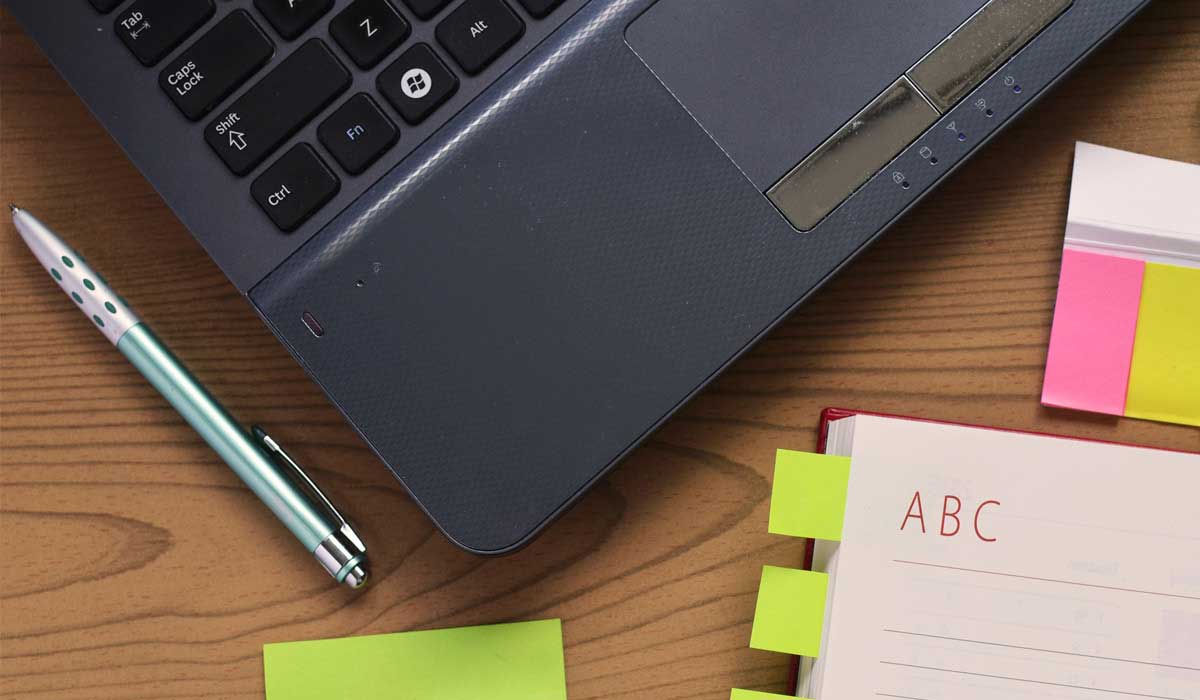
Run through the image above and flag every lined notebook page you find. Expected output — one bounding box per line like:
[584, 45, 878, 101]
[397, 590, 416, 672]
[806, 415, 1200, 699]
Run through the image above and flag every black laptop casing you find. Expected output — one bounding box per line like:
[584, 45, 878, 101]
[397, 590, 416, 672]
[8, 0, 1149, 553]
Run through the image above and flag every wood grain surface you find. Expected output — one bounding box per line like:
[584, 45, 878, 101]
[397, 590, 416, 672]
[2, 3, 1198, 698]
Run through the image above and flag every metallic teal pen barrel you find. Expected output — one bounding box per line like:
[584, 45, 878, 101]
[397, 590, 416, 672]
[118, 324, 331, 548]
[11, 205, 368, 588]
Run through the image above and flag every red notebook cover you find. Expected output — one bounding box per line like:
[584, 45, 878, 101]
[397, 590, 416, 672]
[816, 407, 1198, 456]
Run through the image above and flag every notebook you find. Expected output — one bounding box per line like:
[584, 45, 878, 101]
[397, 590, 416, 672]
[741, 410, 1200, 700]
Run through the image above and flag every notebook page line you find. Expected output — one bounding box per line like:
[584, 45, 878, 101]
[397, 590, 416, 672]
[879, 662, 1191, 700]
[894, 560, 1200, 601]
[882, 630, 1200, 672]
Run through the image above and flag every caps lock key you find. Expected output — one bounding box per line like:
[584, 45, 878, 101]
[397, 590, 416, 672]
[159, 11, 274, 121]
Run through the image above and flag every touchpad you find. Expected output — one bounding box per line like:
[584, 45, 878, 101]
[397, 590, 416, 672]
[625, 0, 988, 191]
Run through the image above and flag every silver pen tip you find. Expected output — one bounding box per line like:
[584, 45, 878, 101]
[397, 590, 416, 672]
[8, 203, 18, 214]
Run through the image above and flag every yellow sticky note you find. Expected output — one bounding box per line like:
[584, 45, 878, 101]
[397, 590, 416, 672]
[263, 620, 566, 700]
[749, 566, 828, 657]
[768, 450, 851, 541]
[1125, 263, 1200, 427]
[732, 689, 810, 700]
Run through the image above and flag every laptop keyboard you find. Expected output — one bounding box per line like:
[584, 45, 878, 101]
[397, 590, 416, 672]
[99, 0, 567, 231]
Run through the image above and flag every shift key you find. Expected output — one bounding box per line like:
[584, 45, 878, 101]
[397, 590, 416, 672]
[160, 11, 274, 121]
[205, 39, 350, 175]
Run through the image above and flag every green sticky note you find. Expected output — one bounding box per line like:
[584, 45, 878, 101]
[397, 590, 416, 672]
[749, 566, 828, 657]
[1126, 262, 1200, 427]
[768, 450, 851, 541]
[263, 619, 567, 700]
[732, 689, 811, 700]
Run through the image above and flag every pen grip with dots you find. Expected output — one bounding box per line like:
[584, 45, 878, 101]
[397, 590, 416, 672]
[12, 207, 139, 344]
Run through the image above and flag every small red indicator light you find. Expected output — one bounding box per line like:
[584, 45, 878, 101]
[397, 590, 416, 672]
[302, 311, 325, 338]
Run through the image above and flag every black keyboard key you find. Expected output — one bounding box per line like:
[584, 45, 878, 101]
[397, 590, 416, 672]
[318, 94, 399, 174]
[254, 0, 333, 40]
[252, 144, 340, 231]
[89, 0, 125, 13]
[330, 0, 410, 69]
[378, 44, 458, 125]
[114, 0, 215, 67]
[436, 0, 524, 75]
[159, 11, 274, 121]
[205, 39, 350, 175]
[515, 0, 564, 18]
[401, 0, 452, 21]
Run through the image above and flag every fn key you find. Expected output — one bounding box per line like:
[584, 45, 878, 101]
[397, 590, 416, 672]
[252, 145, 340, 232]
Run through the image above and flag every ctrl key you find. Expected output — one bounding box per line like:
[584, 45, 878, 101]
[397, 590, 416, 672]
[251, 144, 340, 232]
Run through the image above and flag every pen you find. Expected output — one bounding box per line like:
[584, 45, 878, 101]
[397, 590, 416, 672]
[10, 205, 369, 589]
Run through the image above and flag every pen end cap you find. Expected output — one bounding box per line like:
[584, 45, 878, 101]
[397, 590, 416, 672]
[344, 564, 369, 589]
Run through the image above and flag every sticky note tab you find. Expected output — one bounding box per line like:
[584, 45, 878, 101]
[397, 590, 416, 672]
[732, 689, 809, 700]
[1042, 248, 1145, 415]
[1125, 262, 1200, 427]
[749, 566, 828, 657]
[768, 450, 851, 541]
[263, 619, 567, 700]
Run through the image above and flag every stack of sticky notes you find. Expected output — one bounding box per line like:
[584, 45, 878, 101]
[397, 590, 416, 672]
[1042, 142, 1200, 427]
[263, 619, 567, 700]
[730, 449, 847, 700]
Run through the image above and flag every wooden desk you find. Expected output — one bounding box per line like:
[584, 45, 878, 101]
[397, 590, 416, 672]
[2, 4, 1197, 698]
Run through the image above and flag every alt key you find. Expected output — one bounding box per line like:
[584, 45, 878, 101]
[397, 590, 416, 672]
[251, 144, 341, 232]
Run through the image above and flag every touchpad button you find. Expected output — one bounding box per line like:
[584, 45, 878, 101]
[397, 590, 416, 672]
[625, 0, 988, 191]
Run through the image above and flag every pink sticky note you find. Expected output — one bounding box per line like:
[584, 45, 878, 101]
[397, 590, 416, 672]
[1042, 249, 1145, 416]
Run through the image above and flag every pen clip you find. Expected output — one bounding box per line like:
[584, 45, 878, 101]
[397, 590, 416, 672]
[251, 425, 367, 553]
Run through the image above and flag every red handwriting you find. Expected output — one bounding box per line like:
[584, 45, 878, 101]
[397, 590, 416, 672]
[942, 495, 961, 536]
[901, 491, 926, 533]
[900, 491, 1000, 542]
[974, 500, 1000, 542]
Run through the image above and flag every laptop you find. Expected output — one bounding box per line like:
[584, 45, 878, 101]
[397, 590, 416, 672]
[6, 0, 1148, 554]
